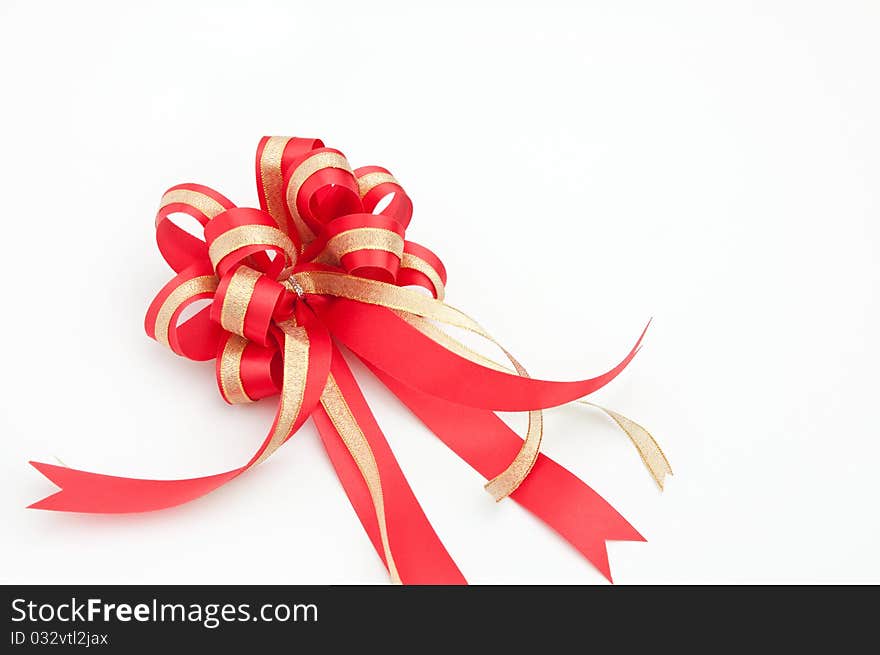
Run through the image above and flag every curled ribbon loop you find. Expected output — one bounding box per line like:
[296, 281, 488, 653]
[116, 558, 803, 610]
[29, 136, 670, 584]
[205, 207, 298, 280]
[216, 333, 280, 404]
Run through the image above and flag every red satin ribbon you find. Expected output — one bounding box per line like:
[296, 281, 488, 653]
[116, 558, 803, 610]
[28, 136, 654, 584]
[314, 346, 465, 584]
[365, 363, 643, 582]
[312, 297, 648, 412]
[30, 303, 333, 513]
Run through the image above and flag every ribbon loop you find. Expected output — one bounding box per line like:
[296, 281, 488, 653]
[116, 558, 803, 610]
[205, 207, 298, 280]
[155, 183, 236, 272]
[256, 136, 325, 242]
[216, 333, 282, 404]
[354, 165, 413, 228]
[284, 147, 361, 239]
[398, 241, 447, 300]
[211, 265, 290, 347]
[144, 261, 222, 360]
[309, 213, 406, 283]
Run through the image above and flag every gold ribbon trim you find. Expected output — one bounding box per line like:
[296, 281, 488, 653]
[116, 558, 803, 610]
[219, 266, 261, 337]
[154, 275, 218, 349]
[208, 224, 298, 275]
[293, 271, 486, 335]
[252, 320, 310, 467]
[401, 252, 446, 300]
[157, 189, 227, 223]
[357, 172, 398, 198]
[392, 312, 508, 372]
[218, 335, 252, 404]
[580, 401, 673, 490]
[320, 375, 401, 584]
[482, 351, 543, 501]
[258, 136, 292, 235]
[315, 228, 405, 266]
[286, 152, 352, 246]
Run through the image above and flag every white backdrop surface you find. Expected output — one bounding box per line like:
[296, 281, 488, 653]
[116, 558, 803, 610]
[1, 1, 878, 583]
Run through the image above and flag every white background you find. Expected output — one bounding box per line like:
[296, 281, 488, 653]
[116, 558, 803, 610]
[1, 1, 878, 584]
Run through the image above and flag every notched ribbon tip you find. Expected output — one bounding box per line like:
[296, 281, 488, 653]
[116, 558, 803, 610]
[583, 516, 647, 584]
[27, 461, 66, 510]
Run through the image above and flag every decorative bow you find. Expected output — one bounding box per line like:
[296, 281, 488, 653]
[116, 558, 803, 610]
[29, 136, 672, 583]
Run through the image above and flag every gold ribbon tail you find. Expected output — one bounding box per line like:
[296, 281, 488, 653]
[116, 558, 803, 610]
[392, 311, 542, 502]
[579, 401, 673, 490]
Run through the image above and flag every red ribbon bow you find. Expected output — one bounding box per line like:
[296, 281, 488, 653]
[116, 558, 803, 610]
[29, 136, 670, 583]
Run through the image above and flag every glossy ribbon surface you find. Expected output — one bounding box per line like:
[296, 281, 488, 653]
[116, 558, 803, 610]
[29, 137, 670, 583]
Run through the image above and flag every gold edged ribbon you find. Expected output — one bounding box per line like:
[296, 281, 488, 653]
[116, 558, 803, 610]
[250, 319, 311, 467]
[319, 375, 401, 584]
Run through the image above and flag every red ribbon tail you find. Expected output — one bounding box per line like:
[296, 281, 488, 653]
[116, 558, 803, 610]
[313, 346, 467, 584]
[29, 307, 332, 515]
[365, 363, 644, 583]
[28, 461, 242, 513]
[316, 298, 648, 411]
